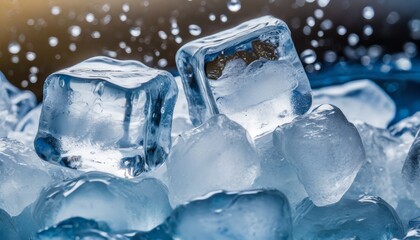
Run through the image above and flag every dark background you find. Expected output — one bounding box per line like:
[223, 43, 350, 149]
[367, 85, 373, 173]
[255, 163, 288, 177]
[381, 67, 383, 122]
[0, 0, 419, 101]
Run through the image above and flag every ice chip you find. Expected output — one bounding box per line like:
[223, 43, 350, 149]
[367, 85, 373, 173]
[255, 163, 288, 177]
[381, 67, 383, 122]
[312, 79, 396, 128]
[0, 209, 20, 239]
[134, 190, 292, 240]
[0, 137, 79, 216]
[34, 56, 178, 178]
[273, 104, 366, 206]
[31, 172, 171, 233]
[36, 217, 130, 240]
[166, 114, 260, 206]
[294, 196, 405, 239]
[176, 15, 312, 138]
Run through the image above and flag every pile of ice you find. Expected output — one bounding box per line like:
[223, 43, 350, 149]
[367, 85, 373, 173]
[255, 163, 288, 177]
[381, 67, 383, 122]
[0, 16, 419, 239]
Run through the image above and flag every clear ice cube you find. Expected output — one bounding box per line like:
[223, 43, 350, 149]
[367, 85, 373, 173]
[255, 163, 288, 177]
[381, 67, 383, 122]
[30, 172, 171, 233]
[0, 138, 79, 216]
[312, 79, 396, 128]
[36, 217, 130, 240]
[135, 190, 292, 240]
[294, 196, 405, 239]
[34, 56, 178, 178]
[166, 114, 260, 206]
[273, 104, 366, 206]
[176, 15, 312, 138]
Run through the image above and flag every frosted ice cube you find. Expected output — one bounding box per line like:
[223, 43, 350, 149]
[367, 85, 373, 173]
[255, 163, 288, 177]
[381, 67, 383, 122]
[0, 138, 79, 216]
[34, 56, 178, 178]
[0, 209, 19, 239]
[253, 132, 308, 209]
[31, 172, 171, 233]
[294, 196, 405, 239]
[166, 114, 260, 206]
[176, 15, 312, 138]
[273, 104, 366, 206]
[135, 190, 292, 240]
[36, 217, 130, 240]
[312, 79, 396, 128]
[402, 131, 420, 204]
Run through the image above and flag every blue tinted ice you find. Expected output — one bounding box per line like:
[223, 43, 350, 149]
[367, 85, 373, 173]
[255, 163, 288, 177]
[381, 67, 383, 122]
[313, 79, 396, 128]
[390, 112, 420, 138]
[0, 208, 19, 239]
[31, 172, 171, 233]
[176, 15, 312, 138]
[135, 190, 292, 240]
[36, 217, 130, 240]
[34, 56, 178, 178]
[402, 131, 420, 204]
[294, 196, 405, 240]
[274, 104, 366, 206]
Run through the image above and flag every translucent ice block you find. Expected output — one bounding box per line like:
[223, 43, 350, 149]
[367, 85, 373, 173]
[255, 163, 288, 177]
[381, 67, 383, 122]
[294, 196, 404, 239]
[176, 15, 312, 138]
[274, 104, 366, 206]
[135, 190, 292, 240]
[34, 57, 178, 178]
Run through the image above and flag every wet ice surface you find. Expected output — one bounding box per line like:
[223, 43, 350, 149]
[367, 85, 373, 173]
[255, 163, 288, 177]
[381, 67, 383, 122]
[177, 15, 312, 138]
[34, 56, 178, 178]
[273, 104, 366, 206]
[294, 196, 405, 240]
[135, 190, 292, 240]
[402, 131, 420, 204]
[166, 114, 260, 206]
[312, 79, 396, 128]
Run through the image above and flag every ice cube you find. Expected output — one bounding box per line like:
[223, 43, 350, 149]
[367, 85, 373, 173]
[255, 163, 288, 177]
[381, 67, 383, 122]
[390, 112, 420, 138]
[171, 76, 193, 139]
[30, 172, 171, 233]
[34, 56, 178, 178]
[0, 209, 19, 239]
[36, 217, 130, 240]
[0, 137, 79, 216]
[312, 79, 396, 128]
[253, 132, 308, 209]
[273, 104, 366, 206]
[294, 196, 405, 239]
[402, 130, 420, 204]
[166, 114, 260, 206]
[176, 15, 312, 138]
[134, 190, 292, 240]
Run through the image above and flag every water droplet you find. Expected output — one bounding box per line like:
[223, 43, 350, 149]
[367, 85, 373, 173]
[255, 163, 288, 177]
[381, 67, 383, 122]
[122, 3, 130, 12]
[409, 19, 420, 40]
[158, 58, 168, 68]
[209, 13, 216, 21]
[395, 56, 412, 71]
[175, 36, 183, 44]
[29, 75, 37, 83]
[220, 14, 228, 23]
[91, 31, 101, 39]
[26, 52, 36, 61]
[320, 19, 333, 30]
[188, 24, 202, 36]
[404, 42, 417, 57]
[300, 49, 317, 64]
[21, 80, 28, 88]
[130, 27, 141, 37]
[362, 6, 375, 20]
[48, 37, 59, 47]
[119, 14, 127, 22]
[51, 6, 61, 16]
[317, 0, 330, 7]
[363, 25, 373, 36]
[324, 51, 337, 63]
[68, 25, 82, 37]
[158, 31, 168, 40]
[69, 43, 77, 52]
[348, 33, 359, 46]
[8, 42, 21, 54]
[94, 82, 105, 96]
[386, 12, 400, 25]
[30, 66, 39, 74]
[227, 0, 241, 12]
[337, 25, 347, 35]
[11, 56, 19, 64]
[314, 9, 324, 19]
[85, 13, 95, 23]
[306, 17, 315, 27]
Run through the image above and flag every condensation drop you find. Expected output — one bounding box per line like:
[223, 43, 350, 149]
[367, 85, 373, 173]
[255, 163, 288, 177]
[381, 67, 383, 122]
[85, 13, 95, 23]
[220, 14, 228, 23]
[348, 33, 360, 46]
[48, 37, 59, 47]
[317, 0, 330, 7]
[11, 56, 19, 64]
[91, 31, 101, 39]
[300, 49, 317, 64]
[130, 27, 141, 37]
[158, 58, 168, 67]
[363, 25, 373, 36]
[68, 25, 82, 37]
[363, 6, 375, 20]
[158, 31, 168, 40]
[227, 0, 241, 12]
[337, 25, 347, 35]
[324, 51, 337, 63]
[8, 42, 21, 54]
[188, 24, 202, 36]
[51, 6, 61, 16]
[26, 52, 36, 61]
[122, 3, 130, 12]
[69, 43, 77, 52]
[30, 66, 39, 74]
[209, 13, 216, 21]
